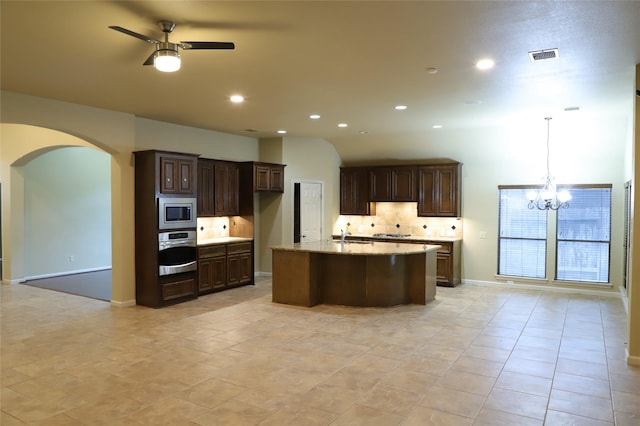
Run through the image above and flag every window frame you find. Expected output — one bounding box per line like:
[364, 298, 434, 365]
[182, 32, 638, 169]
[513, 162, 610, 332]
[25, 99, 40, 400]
[497, 183, 612, 286]
[554, 184, 612, 284]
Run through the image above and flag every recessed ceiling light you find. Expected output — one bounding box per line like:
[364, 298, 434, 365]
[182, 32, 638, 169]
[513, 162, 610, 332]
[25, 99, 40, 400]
[476, 59, 495, 70]
[395, 105, 408, 110]
[338, 123, 348, 128]
[244, 128, 257, 133]
[277, 130, 287, 134]
[309, 114, 321, 119]
[230, 95, 244, 103]
[425, 67, 438, 74]
[432, 125, 443, 129]
[359, 131, 368, 135]
[564, 106, 580, 112]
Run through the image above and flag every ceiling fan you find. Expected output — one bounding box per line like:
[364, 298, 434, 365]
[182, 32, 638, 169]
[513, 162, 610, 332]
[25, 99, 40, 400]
[109, 20, 235, 72]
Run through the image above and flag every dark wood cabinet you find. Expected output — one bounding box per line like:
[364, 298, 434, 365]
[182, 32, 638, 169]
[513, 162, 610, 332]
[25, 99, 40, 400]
[369, 167, 392, 201]
[160, 155, 196, 195]
[370, 166, 416, 202]
[134, 150, 199, 308]
[197, 245, 227, 294]
[254, 162, 285, 192]
[214, 161, 239, 216]
[197, 241, 253, 293]
[417, 163, 461, 217]
[227, 242, 253, 286]
[197, 160, 240, 217]
[197, 159, 215, 216]
[431, 240, 461, 287]
[339, 235, 461, 287]
[340, 167, 374, 215]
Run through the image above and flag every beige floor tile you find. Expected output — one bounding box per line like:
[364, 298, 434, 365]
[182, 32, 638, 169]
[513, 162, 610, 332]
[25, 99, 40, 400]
[483, 387, 548, 420]
[473, 407, 543, 425]
[420, 384, 485, 418]
[403, 406, 474, 426]
[494, 370, 552, 397]
[544, 410, 614, 426]
[2, 279, 637, 425]
[331, 403, 404, 426]
[548, 389, 614, 422]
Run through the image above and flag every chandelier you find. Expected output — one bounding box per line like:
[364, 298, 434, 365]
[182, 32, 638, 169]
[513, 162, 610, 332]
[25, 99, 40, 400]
[527, 117, 571, 210]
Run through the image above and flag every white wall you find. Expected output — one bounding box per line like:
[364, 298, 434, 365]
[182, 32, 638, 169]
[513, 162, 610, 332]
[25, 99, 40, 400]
[24, 147, 111, 277]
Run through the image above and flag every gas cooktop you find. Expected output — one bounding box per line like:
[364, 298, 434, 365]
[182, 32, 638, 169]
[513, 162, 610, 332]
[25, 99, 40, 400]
[372, 233, 412, 238]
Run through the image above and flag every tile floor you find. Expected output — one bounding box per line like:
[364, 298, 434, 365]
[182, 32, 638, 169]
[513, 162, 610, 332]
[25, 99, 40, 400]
[2, 277, 640, 425]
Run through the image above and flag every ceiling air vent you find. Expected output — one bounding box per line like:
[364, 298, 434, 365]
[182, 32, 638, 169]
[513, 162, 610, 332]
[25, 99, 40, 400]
[529, 48, 559, 62]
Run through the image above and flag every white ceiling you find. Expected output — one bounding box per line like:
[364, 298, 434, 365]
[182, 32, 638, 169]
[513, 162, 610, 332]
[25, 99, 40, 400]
[2, 1, 639, 162]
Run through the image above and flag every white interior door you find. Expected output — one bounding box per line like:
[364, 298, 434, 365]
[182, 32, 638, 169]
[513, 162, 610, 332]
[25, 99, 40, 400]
[300, 182, 323, 242]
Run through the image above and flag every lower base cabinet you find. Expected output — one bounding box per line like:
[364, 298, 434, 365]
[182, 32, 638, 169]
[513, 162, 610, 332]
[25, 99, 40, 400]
[157, 272, 198, 306]
[198, 241, 253, 294]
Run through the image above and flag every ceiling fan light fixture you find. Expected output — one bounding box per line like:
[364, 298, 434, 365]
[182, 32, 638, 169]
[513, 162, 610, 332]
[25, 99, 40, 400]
[154, 49, 181, 72]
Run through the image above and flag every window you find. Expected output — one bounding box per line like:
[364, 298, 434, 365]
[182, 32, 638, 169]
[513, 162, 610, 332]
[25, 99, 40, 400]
[556, 186, 611, 283]
[498, 184, 612, 284]
[498, 187, 547, 278]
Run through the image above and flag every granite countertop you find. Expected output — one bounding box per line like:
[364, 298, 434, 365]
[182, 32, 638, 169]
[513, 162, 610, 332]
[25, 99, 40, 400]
[333, 234, 462, 242]
[272, 240, 441, 255]
[198, 237, 253, 246]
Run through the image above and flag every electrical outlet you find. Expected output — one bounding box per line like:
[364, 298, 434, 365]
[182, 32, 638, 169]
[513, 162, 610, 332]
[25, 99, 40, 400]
[68, 255, 75, 262]
[480, 231, 487, 239]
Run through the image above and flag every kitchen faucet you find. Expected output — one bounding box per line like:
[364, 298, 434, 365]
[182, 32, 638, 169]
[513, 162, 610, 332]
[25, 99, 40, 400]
[340, 229, 352, 243]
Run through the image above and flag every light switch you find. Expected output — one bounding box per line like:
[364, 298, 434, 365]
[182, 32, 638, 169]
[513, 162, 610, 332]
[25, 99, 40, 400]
[480, 231, 487, 239]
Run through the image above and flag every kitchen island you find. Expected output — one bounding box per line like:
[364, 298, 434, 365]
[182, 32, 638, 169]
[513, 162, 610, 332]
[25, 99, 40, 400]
[271, 240, 440, 307]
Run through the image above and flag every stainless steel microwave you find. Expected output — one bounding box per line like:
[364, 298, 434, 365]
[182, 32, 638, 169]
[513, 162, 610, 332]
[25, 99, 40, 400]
[158, 197, 197, 230]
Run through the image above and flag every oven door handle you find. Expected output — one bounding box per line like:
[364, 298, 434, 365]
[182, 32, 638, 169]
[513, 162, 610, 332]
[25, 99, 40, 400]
[159, 260, 197, 276]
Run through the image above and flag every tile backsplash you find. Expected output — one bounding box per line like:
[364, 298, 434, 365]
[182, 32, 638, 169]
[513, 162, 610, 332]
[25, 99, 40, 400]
[197, 217, 230, 240]
[335, 202, 462, 239]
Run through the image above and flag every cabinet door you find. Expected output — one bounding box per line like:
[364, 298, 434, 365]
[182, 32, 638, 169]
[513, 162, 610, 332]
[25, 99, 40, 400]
[160, 156, 195, 195]
[214, 162, 240, 216]
[254, 165, 270, 191]
[178, 159, 195, 194]
[198, 257, 227, 293]
[417, 167, 438, 216]
[197, 160, 215, 216]
[436, 252, 452, 286]
[160, 157, 178, 193]
[370, 168, 392, 201]
[270, 166, 285, 192]
[437, 166, 458, 217]
[340, 168, 372, 215]
[391, 167, 416, 201]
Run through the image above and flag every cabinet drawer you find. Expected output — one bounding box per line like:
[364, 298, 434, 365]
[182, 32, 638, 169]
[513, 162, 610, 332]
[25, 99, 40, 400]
[435, 242, 452, 254]
[227, 242, 252, 254]
[161, 278, 196, 301]
[198, 245, 226, 259]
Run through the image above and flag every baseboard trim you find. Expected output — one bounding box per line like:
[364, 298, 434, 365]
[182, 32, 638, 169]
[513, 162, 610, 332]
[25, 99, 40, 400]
[626, 349, 640, 366]
[463, 279, 621, 298]
[24, 266, 112, 282]
[255, 271, 272, 278]
[2, 277, 26, 284]
[110, 299, 136, 308]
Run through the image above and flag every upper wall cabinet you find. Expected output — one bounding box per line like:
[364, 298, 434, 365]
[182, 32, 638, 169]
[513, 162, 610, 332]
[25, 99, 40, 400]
[254, 162, 285, 192]
[197, 159, 239, 217]
[417, 163, 462, 217]
[159, 153, 197, 196]
[340, 167, 375, 215]
[369, 166, 416, 202]
[339, 160, 461, 217]
[214, 161, 240, 216]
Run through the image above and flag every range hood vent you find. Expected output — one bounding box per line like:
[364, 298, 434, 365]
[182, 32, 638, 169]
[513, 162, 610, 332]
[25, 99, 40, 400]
[529, 48, 559, 62]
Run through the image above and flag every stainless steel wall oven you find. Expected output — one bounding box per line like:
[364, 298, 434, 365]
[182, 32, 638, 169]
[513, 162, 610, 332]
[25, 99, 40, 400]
[158, 230, 197, 276]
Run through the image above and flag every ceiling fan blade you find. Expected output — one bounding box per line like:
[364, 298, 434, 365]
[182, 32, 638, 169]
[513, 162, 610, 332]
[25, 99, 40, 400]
[109, 26, 161, 44]
[142, 51, 155, 66]
[180, 41, 235, 50]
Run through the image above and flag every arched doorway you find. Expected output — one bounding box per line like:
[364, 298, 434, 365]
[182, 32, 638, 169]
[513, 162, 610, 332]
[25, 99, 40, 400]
[1, 123, 135, 305]
[21, 147, 112, 300]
